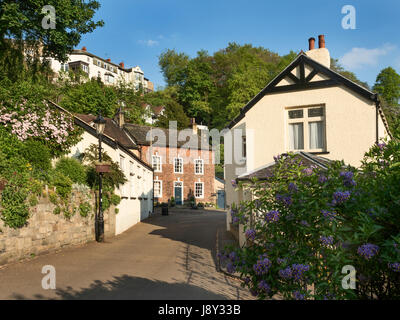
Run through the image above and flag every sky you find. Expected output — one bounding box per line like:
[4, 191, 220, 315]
[78, 0, 400, 89]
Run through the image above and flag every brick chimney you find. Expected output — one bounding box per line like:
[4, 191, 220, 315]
[305, 34, 330, 68]
[190, 118, 198, 135]
[115, 107, 125, 128]
[82, 46, 87, 52]
[308, 37, 315, 50]
[119, 62, 125, 69]
[318, 35, 325, 48]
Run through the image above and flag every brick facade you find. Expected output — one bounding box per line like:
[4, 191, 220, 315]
[140, 145, 215, 204]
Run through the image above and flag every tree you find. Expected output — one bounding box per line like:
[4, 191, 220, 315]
[159, 49, 189, 87]
[155, 99, 190, 130]
[331, 58, 370, 90]
[373, 67, 400, 107]
[60, 78, 118, 117]
[0, 0, 104, 62]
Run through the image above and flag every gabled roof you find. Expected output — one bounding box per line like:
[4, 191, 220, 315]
[226, 53, 388, 132]
[236, 151, 332, 182]
[47, 101, 153, 171]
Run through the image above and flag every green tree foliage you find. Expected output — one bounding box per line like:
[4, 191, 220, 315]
[0, 0, 104, 63]
[159, 45, 368, 130]
[55, 157, 87, 185]
[330, 58, 370, 90]
[373, 67, 400, 107]
[60, 78, 118, 117]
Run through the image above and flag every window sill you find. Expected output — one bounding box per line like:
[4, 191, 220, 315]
[309, 151, 330, 155]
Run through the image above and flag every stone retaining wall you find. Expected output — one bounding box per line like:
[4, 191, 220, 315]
[0, 191, 115, 266]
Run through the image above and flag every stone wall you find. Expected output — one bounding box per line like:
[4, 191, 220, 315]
[0, 191, 115, 266]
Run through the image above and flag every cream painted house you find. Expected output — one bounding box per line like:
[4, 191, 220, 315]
[50, 102, 154, 236]
[224, 35, 391, 243]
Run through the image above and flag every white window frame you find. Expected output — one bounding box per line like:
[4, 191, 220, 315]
[154, 180, 162, 198]
[152, 155, 162, 172]
[287, 105, 326, 153]
[194, 182, 204, 199]
[194, 159, 204, 175]
[174, 157, 183, 174]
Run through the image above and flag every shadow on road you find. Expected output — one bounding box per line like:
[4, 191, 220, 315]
[142, 210, 226, 269]
[10, 274, 231, 300]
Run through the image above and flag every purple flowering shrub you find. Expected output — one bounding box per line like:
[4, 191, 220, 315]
[223, 142, 400, 299]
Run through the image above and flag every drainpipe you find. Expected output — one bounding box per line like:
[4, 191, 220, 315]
[376, 100, 379, 143]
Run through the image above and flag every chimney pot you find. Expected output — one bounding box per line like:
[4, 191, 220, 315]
[119, 62, 125, 68]
[107, 58, 111, 62]
[308, 37, 315, 50]
[318, 35, 325, 48]
[82, 46, 87, 52]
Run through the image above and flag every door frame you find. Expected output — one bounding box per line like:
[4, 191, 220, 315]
[174, 181, 183, 205]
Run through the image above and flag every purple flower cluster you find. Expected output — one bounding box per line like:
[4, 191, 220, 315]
[253, 254, 272, 275]
[291, 264, 310, 281]
[279, 267, 293, 279]
[376, 142, 386, 151]
[300, 220, 310, 227]
[231, 179, 237, 188]
[318, 175, 328, 184]
[388, 262, 400, 272]
[226, 262, 236, 274]
[293, 291, 305, 300]
[277, 257, 288, 265]
[245, 229, 256, 241]
[320, 236, 334, 247]
[357, 243, 380, 260]
[322, 210, 337, 221]
[302, 167, 314, 176]
[288, 182, 298, 193]
[332, 191, 351, 205]
[257, 280, 271, 293]
[276, 194, 292, 207]
[264, 210, 280, 223]
[273, 154, 282, 162]
[340, 171, 356, 187]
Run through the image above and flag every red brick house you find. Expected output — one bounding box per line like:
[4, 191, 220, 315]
[123, 120, 216, 205]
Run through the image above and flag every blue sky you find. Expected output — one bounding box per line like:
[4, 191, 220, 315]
[78, 0, 400, 89]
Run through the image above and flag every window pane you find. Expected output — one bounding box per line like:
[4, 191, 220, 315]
[309, 121, 324, 149]
[289, 123, 304, 150]
[288, 110, 303, 119]
[308, 107, 324, 117]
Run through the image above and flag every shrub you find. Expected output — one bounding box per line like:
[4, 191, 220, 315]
[21, 140, 52, 173]
[224, 145, 400, 300]
[55, 157, 87, 185]
[51, 171, 73, 200]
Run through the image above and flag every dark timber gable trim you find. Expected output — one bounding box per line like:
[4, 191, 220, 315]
[226, 53, 379, 129]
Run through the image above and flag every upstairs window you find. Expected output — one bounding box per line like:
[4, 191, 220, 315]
[152, 155, 162, 172]
[174, 157, 183, 174]
[194, 159, 204, 175]
[287, 106, 325, 152]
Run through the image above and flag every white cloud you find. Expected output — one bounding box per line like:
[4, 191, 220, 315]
[138, 39, 159, 47]
[339, 44, 395, 70]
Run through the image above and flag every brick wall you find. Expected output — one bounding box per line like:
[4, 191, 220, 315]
[0, 191, 115, 266]
[140, 145, 216, 204]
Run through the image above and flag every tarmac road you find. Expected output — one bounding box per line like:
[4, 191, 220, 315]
[0, 208, 254, 300]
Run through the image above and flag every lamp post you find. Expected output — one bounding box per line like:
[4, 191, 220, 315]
[94, 113, 106, 242]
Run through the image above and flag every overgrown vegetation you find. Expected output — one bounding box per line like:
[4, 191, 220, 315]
[223, 131, 400, 300]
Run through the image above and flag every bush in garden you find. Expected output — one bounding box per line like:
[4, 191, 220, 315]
[224, 141, 400, 300]
[55, 157, 87, 185]
[51, 171, 73, 200]
[21, 140, 52, 173]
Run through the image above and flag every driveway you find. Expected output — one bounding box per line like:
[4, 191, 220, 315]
[0, 208, 254, 300]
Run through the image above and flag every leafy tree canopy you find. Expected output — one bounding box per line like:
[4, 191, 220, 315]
[373, 66, 400, 107]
